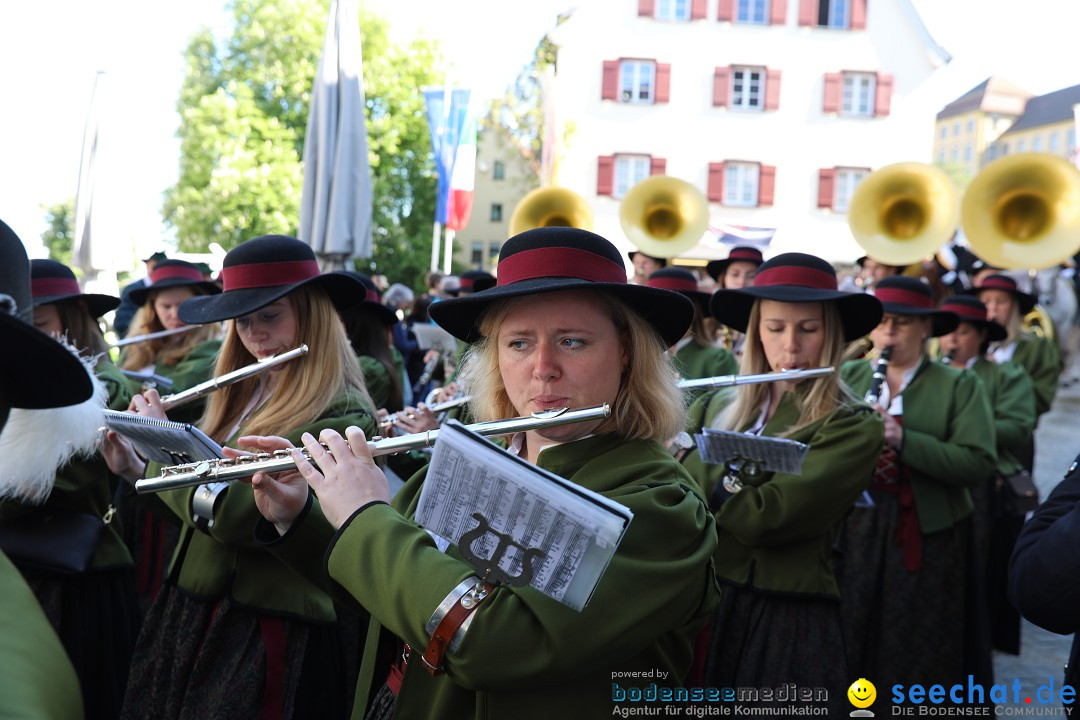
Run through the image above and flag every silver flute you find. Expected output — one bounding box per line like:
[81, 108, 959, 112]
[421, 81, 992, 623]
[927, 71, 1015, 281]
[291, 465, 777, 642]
[109, 324, 200, 349]
[378, 394, 472, 429]
[135, 403, 610, 494]
[676, 366, 834, 390]
[158, 345, 309, 411]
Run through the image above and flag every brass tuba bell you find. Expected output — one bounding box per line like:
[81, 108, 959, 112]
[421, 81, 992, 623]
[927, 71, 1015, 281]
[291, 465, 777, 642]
[962, 152, 1080, 270]
[847, 162, 959, 266]
[508, 186, 594, 237]
[619, 175, 708, 259]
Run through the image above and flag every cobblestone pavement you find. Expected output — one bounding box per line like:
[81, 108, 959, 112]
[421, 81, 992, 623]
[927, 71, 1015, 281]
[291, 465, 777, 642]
[992, 375, 1080, 710]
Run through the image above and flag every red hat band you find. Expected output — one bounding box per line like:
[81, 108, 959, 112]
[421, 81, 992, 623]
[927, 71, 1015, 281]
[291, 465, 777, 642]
[221, 260, 321, 292]
[648, 276, 698, 293]
[151, 265, 204, 284]
[729, 248, 763, 262]
[31, 277, 80, 298]
[752, 266, 836, 291]
[876, 286, 933, 309]
[977, 276, 1019, 293]
[497, 247, 626, 286]
[942, 302, 988, 323]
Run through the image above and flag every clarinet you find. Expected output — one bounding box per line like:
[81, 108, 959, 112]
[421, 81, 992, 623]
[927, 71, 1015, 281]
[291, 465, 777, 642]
[940, 348, 956, 365]
[864, 346, 893, 406]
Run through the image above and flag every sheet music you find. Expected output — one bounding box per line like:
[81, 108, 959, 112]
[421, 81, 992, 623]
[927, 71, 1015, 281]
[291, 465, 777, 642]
[695, 428, 810, 475]
[415, 421, 633, 611]
[104, 410, 225, 466]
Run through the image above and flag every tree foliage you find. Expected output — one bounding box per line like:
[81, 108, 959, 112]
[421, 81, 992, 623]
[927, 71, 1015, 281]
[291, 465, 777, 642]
[41, 199, 75, 269]
[166, 0, 443, 290]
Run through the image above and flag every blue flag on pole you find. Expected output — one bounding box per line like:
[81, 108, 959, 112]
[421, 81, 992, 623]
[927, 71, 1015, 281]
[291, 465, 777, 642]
[423, 88, 471, 224]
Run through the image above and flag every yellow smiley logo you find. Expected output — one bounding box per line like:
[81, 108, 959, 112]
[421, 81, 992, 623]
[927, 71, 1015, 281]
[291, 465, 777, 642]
[848, 678, 876, 709]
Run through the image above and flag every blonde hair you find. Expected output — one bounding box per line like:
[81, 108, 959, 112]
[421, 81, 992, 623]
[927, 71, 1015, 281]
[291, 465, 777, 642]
[199, 287, 371, 442]
[720, 300, 852, 435]
[690, 300, 718, 347]
[119, 290, 220, 370]
[458, 290, 686, 443]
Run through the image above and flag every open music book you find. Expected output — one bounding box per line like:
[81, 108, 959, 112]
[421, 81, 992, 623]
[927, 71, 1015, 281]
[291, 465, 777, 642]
[415, 420, 633, 611]
[695, 428, 810, 475]
[103, 410, 225, 466]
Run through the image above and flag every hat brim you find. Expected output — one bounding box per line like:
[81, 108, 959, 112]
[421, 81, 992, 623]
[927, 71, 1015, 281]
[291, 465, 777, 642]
[963, 286, 1038, 315]
[179, 273, 364, 324]
[130, 278, 221, 307]
[878, 303, 959, 337]
[32, 293, 119, 318]
[429, 278, 694, 348]
[0, 314, 93, 409]
[710, 286, 884, 341]
[706, 257, 764, 283]
[956, 318, 1007, 343]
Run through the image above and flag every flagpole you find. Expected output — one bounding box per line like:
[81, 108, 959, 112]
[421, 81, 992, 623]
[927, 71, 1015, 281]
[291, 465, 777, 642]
[430, 221, 442, 273]
[443, 228, 455, 274]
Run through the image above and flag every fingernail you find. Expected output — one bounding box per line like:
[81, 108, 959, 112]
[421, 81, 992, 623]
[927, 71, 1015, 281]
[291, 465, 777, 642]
[301, 432, 315, 444]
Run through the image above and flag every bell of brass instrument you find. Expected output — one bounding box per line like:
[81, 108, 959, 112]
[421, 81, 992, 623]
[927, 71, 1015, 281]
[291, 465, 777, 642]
[509, 186, 594, 236]
[677, 367, 834, 391]
[619, 176, 708, 260]
[864, 346, 893, 406]
[158, 345, 309, 411]
[136, 404, 611, 494]
[848, 162, 959, 266]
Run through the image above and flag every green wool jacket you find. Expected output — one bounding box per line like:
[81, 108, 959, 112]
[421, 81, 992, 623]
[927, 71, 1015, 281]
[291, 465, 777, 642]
[0, 551, 83, 719]
[970, 358, 1036, 476]
[674, 341, 737, 402]
[0, 359, 135, 570]
[842, 357, 997, 534]
[123, 338, 222, 425]
[358, 354, 392, 411]
[264, 433, 720, 719]
[1010, 334, 1061, 418]
[146, 388, 375, 621]
[683, 390, 883, 598]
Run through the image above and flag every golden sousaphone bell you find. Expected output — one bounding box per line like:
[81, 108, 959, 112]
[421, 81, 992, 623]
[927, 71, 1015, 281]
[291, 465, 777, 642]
[962, 152, 1080, 270]
[619, 175, 709, 260]
[847, 162, 959, 266]
[508, 186, 594, 236]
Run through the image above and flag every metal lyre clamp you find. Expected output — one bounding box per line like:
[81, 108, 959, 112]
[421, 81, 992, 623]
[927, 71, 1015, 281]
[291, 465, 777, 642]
[721, 455, 764, 495]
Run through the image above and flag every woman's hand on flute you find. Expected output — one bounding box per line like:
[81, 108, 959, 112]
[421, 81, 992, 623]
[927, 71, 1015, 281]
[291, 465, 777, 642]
[292, 427, 391, 530]
[129, 387, 168, 420]
[233, 436, 309, 536]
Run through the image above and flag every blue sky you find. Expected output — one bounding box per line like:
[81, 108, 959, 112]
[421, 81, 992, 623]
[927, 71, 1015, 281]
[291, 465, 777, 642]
[0, 0, 1075, 263]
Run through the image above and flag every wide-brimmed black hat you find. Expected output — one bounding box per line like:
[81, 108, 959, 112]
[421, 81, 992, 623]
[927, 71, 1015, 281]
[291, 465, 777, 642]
[710, 252, 883, 341]
[130, 259, 221, 306]
[0, 220, 92, 408]
[647, 267, 710, 306]
[855, 255, 906, 273]
[939, 295, 1007, 343]
[965, 273, 1037, 315]
[626, 249, 667, 268]
[341, 271, 398, 326]
[459, 269, 496, 294]
[706, 246, 764, 283]
[179, 235, 365, 324]
[142, 250, 168, 263]
[429, 227, 693, 347]
[875, 276, 958, 337]
[30, 259, 119, 318]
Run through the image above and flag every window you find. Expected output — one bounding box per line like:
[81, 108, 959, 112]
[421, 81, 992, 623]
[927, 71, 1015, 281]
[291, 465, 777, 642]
[1069, 128, 1077, 153]
[1016, 138, 1026, 152]
[1033, 135, 1044, 152]
[490, 203, 503, 222]
[614, 155, 651, 198]
[1050, 132, 1060, 151]
[938, 149, 946, 163]
[986, 145, 997, 161]
[841, 73, 876, 116]
[656, 0, 690, 20]
[952, 122, 960, 136]
[967, 118, 975, 134]
[950, 145, 959, 163]
[821, 0, 850, 28]
[999, 143, 1009, 156]
[737, 0, 768, 24]
[620, 60, 655, 103]
[471, 242, 484, 266]
[940, 126, 947, 140]
[964, 143, 973, 163]
[489, 243, 501, 266]
[833, 168, 867, 212]
[731, 67, 764, 110]
[493, 161, 505, 180]
[724, 162, 760, 206]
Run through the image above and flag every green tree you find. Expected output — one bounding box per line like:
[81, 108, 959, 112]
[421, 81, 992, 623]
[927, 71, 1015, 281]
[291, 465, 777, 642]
[41, 199, 75, 268]
[166, 0, 443, 290]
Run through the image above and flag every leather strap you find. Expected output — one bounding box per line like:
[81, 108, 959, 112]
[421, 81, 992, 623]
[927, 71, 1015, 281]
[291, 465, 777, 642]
[420, 578, 493, 676]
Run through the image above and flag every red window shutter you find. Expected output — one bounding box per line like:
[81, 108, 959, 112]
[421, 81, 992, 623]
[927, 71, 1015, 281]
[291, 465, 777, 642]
[770, 0, 788, 24]
[654, 63, 671, 103]
[717, 0, 735, 21]
[875, 73, 893, 117]
[817, 168, 836, 208]
[597, 156, 615, 196]
[650, 157, 667, 175]
[708, 162, 726, 203]
[691, 0, 707, 20]
[764, 69, 781, 111]
[638, 0, 655, 16]
[850, 0, 867, 29]
[822, 73, 842, 113]
[798, 0, 817, 26]
[713, 67, 731, 107]
[602, 61, 619, 101]
[758, 165, 776, 206]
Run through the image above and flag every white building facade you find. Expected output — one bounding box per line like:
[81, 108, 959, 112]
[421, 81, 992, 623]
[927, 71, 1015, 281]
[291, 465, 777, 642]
[546, 0, 950, 264]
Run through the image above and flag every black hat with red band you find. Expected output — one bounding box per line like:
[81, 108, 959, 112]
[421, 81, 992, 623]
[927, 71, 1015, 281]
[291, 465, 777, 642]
[458, 269, 497, 294]
[939, 295, 1007, 343]
[30, 259, 119, 318]
[875, 275, 958, 337]
[178, 235, 365, 324]
[341, 271, 398, 326]
[647, 267, 710, 306]
[429, 227, 694, 347]
[129, 259, 220, 306]
[706, 246, 764, 283]
[710, 252, 883, 341]
[965, 273, 1038, 315]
